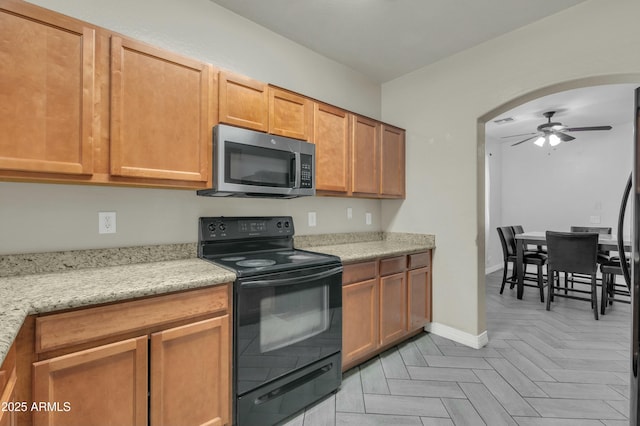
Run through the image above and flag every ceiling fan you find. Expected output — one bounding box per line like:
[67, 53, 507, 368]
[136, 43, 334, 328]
[506, 111, 612, 147]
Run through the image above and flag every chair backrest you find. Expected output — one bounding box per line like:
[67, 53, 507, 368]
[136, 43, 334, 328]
[546, 231, 598, 274]
[512, 225, 524, 235]
[570, 226, 612, 235]
[497, 226, 517, 259]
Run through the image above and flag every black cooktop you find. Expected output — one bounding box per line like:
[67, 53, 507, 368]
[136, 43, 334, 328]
[198, 216, 341, 277]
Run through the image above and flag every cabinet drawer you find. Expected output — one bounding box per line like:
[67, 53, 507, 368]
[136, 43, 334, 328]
[379, 256, 406, 276]
[343, 261, 377, 285]
[408, 251, 430, 269]
[35, 285, 229, 353]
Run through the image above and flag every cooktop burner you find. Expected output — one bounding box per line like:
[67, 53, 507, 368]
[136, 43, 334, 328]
[236, 259, 276, 267]
[221, 256, 246, 261]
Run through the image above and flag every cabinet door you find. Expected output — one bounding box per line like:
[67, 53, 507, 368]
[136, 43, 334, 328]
[314, 103, 351, 193]
[407, 266, 431, 331]
[0, 343, 17, 426]
[342, 279, 378, 369]
[219, 71, 268, 132]
[110, 36, 214, 185]
[150, 315, 230, 426]
[32, 336, 148, 426]
[0, 371, 16, 426]
[269, 87, 312, 140]
[380, 125, 405, 198]
[351, 115, 380, 196]
[379, 272, 407, 346]
[0, 2, 95, 176]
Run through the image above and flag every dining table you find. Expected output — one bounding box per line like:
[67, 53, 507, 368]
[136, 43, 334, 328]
[514, 231, 631, 299]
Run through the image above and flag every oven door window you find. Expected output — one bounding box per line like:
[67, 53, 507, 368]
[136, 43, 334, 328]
[260, 284, 328, 352]
[225, 142, 295, 188]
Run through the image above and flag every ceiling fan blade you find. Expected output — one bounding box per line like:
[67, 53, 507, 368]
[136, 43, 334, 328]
[565, 126, 613, 132]
[501, 132, 537, 139]
[511, 135, 540, 146]
[555, 131, 575, 142]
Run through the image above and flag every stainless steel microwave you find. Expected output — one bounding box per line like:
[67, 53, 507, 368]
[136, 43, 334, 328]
[197, 124, 315, 198]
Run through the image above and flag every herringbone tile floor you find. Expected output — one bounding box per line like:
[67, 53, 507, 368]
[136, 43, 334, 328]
[282, 270, 632, 425]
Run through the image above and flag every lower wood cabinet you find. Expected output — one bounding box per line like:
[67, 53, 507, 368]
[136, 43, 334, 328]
[33, 337, 148, 426]
[0, 343, 17, 426]
[342, 277, 378, 364]
[150, 316, 229, 426]
[28, 285, 231, 426]
[342, 251, 431, 371]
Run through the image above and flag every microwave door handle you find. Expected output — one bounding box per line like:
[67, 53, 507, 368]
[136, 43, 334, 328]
[293, 152, 301, 189]
[241, 266, 343, 288]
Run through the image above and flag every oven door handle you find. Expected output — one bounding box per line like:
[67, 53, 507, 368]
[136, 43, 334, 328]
[240, 266, 343, 288]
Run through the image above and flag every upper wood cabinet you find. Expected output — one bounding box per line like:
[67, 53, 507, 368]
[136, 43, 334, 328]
[351, 115, 380, 196]
[110, 36, 215, 186]
[268, 86, 312, 140]
[313, 103, 351, 193]
[380, 125, 406, 198]
[0, 0, 95, 177]
[218, 71, 268, 132]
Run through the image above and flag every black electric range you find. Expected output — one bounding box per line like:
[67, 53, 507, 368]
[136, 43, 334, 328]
[197, 216, 342, 426]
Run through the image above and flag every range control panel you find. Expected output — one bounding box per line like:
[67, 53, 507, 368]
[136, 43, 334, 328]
[199, 216, 294, 241]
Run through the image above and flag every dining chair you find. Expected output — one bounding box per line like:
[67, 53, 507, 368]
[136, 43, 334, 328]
[512, 225, 546, 254]
[599, 259, 631, 315]
[497, 226, 547, 302]
[570, 226, 613, 263]
[546, 231, 599, 320]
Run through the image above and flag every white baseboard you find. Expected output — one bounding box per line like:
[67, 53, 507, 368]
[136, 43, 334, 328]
[485, 264, 503, 274]
[425, 322, 489, 349]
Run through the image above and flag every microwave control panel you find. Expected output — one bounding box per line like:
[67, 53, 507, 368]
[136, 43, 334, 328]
[300, 154, 313, 189]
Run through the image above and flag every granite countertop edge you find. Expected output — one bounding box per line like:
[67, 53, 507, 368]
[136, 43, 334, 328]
[0, 233, 435, 365]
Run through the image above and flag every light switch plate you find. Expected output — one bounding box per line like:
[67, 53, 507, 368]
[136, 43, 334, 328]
[365, 212, 372, 225]
[347, 207, 353, 219]
[308, 211, 317, 227]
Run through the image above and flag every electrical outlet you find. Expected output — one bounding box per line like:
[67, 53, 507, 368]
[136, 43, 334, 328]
[347, 207, 353, 219]
[99, 211, 117, 234]
[365, 212, 372, 225]
[308, 211, 317, 227]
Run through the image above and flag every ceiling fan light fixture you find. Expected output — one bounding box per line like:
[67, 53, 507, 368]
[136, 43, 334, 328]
[549, 134, 561, 146]
[534, 136, 546, 147]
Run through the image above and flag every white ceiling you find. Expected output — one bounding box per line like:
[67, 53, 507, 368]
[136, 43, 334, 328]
[485, 84, 637, 146]
[210, 0, 587, 83]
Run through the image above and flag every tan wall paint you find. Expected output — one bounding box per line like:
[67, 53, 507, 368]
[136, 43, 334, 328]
[1, 0, 383, 255]
[381, 0, 640, 336]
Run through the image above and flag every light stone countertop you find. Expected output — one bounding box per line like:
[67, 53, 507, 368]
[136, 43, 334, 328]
[0, 259, 235, 366]
[0, 232, 435, 365]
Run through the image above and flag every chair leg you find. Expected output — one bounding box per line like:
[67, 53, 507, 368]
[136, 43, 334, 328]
[546, 270, 553, 311]
[600, 272, 607, 315]
[500, 260, 508, 294]
[592, 275, 599, 320]
[538, 264, 544, 303]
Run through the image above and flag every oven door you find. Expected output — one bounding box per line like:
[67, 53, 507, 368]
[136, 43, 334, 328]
[235, 264, 342, 397]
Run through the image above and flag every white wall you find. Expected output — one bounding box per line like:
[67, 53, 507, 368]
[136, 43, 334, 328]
[485, 140, 503, 273]
[2, 0, 383, 255]
[381, 0, 640, 336]
[500, 117, 633, 237]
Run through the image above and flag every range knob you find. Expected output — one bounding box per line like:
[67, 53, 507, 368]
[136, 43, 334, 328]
[219, 223, 226, 231]
[208, 223, 215, 232]
[284, 221, 290, 228]
[277, 221, 282, 228]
